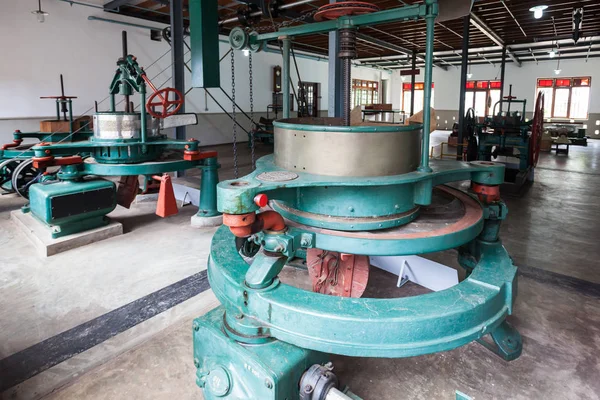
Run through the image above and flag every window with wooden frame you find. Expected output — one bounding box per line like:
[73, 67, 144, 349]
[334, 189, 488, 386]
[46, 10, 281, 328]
[351, 79, 379, 108]
[463, 80, 502, 117]
[402, 82, 435, 114]
[536, 77, 591, 120]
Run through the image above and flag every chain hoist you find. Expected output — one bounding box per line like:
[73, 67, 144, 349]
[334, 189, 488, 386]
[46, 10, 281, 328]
[249, 52, 256, 170]
[230, 49, 238, 178]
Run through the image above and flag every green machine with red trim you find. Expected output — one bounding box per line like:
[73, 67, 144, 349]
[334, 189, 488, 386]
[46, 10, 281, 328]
[21, 31, 220, 239]
[189, 1, 522, 399]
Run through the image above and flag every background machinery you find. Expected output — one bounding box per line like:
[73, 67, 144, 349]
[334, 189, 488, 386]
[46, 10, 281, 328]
[468, 87, 545, 191]
[0, 75, 93, 197]
[19, 32, 220, 239]
[191, 1, 522, 399]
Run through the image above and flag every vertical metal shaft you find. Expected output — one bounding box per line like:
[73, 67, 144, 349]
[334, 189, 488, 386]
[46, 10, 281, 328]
[282, 37, 291, 119]
[410, 51, 416, 116]
[419, 4, 435, 172]
[457, 14, 470, 160]
[342, 58, 351, 125]
[122, 30, 128, 59]
[60, 74, 68, 121]
[122, 31, 130, 112]
[328, 28, 343, 118]
[338, 28, 356, 126]
[499, 46, 507, 114]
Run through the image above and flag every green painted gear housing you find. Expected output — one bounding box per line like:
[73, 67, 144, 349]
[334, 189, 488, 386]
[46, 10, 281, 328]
[193, 307, 327, 400]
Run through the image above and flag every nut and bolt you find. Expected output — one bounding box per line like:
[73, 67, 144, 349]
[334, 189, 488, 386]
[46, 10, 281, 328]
[192, 321, 200, 331]
[265, 379, 273, 389]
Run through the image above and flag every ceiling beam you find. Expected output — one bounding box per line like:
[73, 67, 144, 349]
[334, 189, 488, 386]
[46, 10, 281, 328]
[355, 33, 448, 70]
[470, 12, 522, 67]
[104, 0, 137, 10]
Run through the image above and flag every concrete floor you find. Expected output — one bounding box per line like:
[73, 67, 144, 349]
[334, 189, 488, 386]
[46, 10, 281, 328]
[1, 135, 599, 400]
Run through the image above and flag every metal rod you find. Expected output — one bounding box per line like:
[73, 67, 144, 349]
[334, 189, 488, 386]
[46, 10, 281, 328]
[140, 87, 147, 147]
[291, 47, 308, 116]
[500, 0, 526, 38]
[203, 89, 251, 136]
[410, 51, 416, 116]
[68, 100, 73, 133]
[251, 4, 422, 43]
[219, 87, 257, 124]
[499, 46, 507, 113]
[60, 75, 68, 121]
[122, 31, 130, 112]
[419, 4, 435, 172]
[282, 37, 291, 119]
[456, 14, 470, 161]
[218, 0, 319, 25]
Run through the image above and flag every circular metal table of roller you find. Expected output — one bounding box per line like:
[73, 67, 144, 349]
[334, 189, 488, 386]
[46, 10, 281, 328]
[276, 185, 483, 252]
[271, 200, 420, 231]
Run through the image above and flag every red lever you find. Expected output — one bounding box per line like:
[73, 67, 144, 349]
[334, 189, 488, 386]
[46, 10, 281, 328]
[254, 194, 268, 207]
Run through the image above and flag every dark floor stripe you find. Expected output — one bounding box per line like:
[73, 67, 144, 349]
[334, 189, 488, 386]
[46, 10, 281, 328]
[536, 166, 600, 176]
[517, 263, 600, 298]
[0, 270, 210, 392]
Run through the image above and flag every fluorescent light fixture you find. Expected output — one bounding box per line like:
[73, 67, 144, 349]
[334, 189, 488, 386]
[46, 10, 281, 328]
[595, 130, 599, 135]
[554, 69, 561, 75]
[529, 5, 548, 19]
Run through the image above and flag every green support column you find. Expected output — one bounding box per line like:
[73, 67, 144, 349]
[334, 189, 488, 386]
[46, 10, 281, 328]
[282, 37, 291, 119]
[189, 0, 220, 88]
[191, 157, 222, 228]
[419, 0, 437, 173]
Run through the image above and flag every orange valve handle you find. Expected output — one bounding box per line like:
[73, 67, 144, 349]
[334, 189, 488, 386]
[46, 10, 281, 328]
[146, 87, 184, 119]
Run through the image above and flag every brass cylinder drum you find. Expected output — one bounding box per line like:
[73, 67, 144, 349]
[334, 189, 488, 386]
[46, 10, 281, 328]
[273, 118, 422, 177]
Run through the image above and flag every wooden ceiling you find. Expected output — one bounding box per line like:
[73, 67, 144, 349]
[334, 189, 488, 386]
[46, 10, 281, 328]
[105, 0, 600, 68]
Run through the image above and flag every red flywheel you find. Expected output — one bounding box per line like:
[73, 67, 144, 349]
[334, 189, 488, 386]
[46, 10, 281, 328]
[314, 1, 380, 21]
[529, 91, 545, 167]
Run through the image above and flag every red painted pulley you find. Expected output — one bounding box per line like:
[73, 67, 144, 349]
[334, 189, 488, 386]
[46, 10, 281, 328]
[306, 249, 369, 298]
[313, 1, 380, 21]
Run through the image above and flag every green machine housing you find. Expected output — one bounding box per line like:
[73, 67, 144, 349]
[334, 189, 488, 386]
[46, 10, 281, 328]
[27, 179, 117, 238]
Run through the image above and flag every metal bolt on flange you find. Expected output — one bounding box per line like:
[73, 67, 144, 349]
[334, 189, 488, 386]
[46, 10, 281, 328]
[193, 321, 200, 331]
[265, 379, 273, 389]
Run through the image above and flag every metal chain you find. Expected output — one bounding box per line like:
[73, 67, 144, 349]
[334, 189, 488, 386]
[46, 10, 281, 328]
[247, 10, 318, 32]
[249, 52, 256, 170]
[231, 49, 238, 178]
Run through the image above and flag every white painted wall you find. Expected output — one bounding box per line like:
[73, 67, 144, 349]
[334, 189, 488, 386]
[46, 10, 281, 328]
[0, 0, 383, 145]
[395, 58, 600, 113]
